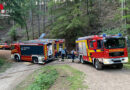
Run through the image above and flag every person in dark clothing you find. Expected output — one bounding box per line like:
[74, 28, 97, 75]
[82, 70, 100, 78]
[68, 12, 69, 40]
[61, 49, 65, 61]
[55, 50, 58, 58]
[59, 46, 62, 57]
[64, 48, 68, 58]
[71, 50, 75, 62]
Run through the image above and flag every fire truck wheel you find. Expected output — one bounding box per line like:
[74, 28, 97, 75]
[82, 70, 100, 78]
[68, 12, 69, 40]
[15, 55, 20, 62]
[95, 60, 103, 70]
[3, 47, 6, 50]
[116, 64, 123, 69]
[32, 57, 38, 64]
[80, 57, 85, 64]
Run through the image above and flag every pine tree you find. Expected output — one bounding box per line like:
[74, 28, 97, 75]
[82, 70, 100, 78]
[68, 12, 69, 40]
[48, 0, 99, 49]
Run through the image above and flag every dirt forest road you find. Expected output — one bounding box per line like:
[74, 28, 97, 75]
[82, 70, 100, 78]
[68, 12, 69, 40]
[50, 60, 130, 90]
[70, 63, 130, 90]
[0, 50, 130, 90]
[0, 50, 11, 59]
[0, 50, 41, 90]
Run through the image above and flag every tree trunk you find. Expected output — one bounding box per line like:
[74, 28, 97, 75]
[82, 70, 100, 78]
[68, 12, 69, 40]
[86, 0, 89, 14]
[30, 0, 34, 40]
[25, 24, 29, 40]
[43, 0, 46, 33]
[37, 0, 41, 37]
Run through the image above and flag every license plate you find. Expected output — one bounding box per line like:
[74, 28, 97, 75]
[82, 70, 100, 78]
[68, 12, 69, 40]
[113, 58, 121, 60]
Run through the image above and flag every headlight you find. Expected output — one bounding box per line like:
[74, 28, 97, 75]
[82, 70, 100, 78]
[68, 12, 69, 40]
[39, 57, 42, 60]
[98, 58, 103, 62]
[103, 59, 113, 64]
[122, 57, 128, 63]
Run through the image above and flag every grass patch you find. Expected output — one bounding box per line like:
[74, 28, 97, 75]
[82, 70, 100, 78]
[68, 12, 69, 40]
[124, 64, 130, 69]
[27, 66, 58, 90]
[0, 58, 12, 73]
[15, 65, 87, 90]
[0, 58, 5, 66]
[128, 53, 130, 64]
[58, 65, 87, 90]
[124, 53, 130, 69]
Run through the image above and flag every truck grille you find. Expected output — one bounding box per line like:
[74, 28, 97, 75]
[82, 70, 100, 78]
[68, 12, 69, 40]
[113, 60, 121, 63]
[109, 52, 124, 57]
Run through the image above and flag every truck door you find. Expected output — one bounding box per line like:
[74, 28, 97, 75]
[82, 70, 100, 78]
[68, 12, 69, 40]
[77, 41, 87, 61]
[82, 42, 87, 56]
[89, 40, 104, 58]
[96, 40, 104, 58]
[88, 40, 95, 59]
[82, 41, 88, 61]
[47, 43, 53, 57]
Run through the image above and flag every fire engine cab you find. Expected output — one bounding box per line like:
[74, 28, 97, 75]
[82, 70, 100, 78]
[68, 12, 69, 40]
[11, 39, 65, 64]
[76, 34, 128, 70]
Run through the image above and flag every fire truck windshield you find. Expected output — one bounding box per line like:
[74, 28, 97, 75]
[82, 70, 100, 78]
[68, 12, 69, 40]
[104, 38, 125, 49]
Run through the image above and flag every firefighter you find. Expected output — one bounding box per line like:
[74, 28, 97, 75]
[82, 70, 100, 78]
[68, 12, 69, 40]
[64, 47, 68, 58]
[59, 46, 62, 57]
[61, 49, 65, 61]
[71, 49, 75, 62]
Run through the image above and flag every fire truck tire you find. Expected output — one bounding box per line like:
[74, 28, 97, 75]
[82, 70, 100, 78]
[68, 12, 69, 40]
[32, 57, 38, 64]
[116, 64, 123, 69]
[3, 47, 5, 50]
[14, 55, 21, 62]
[95, 60, 103, 70]
[80, 57, 85, 64]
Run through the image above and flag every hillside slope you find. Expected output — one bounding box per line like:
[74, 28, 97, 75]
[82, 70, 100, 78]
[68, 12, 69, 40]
[0, 0, 122, 42]
[0, 19, 12, 42]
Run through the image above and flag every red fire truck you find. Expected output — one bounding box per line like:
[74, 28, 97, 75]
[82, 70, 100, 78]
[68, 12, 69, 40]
[76, 34, 128, 70]
[0, 43, 10, 50]
[11, 39, 65, 64]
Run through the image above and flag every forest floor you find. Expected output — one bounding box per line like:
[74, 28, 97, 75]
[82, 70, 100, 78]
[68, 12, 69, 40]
[0, 50, 130, 90]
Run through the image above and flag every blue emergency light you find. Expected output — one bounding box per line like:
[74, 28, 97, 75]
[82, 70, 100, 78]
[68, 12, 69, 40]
[103, 33, 106, 37]
[118, 33, 122, 37]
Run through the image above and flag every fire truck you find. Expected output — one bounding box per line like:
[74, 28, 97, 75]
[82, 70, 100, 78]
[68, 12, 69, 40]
[27, 39, 65, 56]
[11, 39, 65, 64]
[76, 34, 128, 70]
[0, 43, 10, 50]
[54, 39, 65, 52]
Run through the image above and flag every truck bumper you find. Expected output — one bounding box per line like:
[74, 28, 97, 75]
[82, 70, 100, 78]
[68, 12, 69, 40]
[38, 56, 46, 64]
[99, 57, 128, 65]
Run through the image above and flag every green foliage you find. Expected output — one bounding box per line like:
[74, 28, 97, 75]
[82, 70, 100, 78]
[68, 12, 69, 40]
[48, 0, 99, 48]
[124, 53, 130, 68]
[124, 64, 130, 69]
[0, 58, 5, 67]
[129, 53, 130, 63]
[8, 25, 18, 41]
[101, 28, 125, 35]
[0, 26, 4, 30]
[27, 66, 58, 90]
[0, 58, 12, 73]
[1, 0, 37, 27]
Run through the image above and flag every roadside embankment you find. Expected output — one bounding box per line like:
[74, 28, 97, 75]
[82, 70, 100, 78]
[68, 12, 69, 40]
[0, 58, 12, 73]
[124, 53, 130, 69]
[0, 50, 12, 73]
[15, 65, 87, 90]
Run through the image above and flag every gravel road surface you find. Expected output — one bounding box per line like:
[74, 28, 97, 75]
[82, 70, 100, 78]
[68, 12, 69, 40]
[0, 50, 130, 90]
[49, 59, 130, 90]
